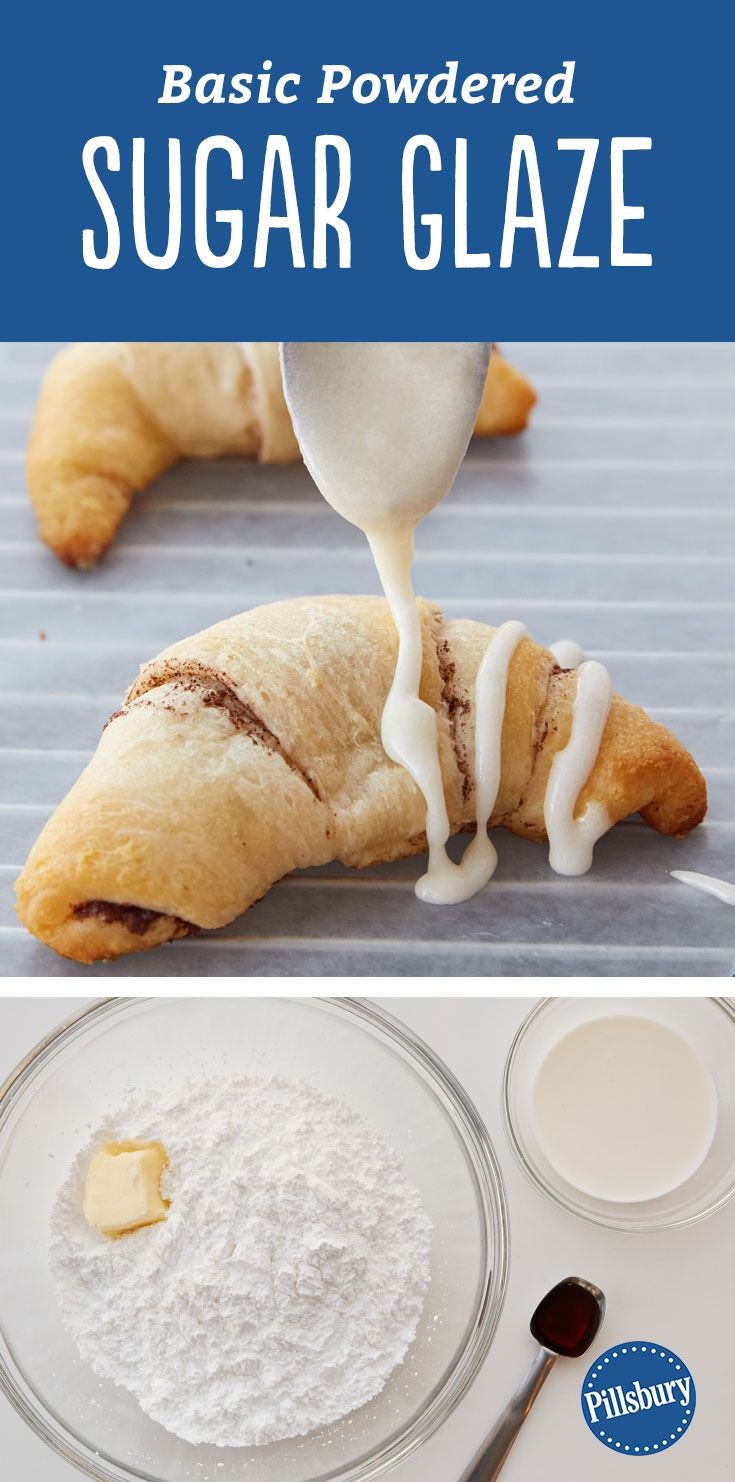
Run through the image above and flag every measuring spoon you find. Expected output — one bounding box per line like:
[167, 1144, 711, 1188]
[458, 1276, 606, 1481]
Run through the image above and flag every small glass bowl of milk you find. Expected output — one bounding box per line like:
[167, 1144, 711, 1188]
[503, 998, 735, 1231]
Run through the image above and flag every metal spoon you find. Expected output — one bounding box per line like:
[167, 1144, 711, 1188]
[280, 342, 492, 532]
[459, 1276, 606, 1481]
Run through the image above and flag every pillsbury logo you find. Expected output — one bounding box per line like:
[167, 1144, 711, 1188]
[581, 1342, 695, 1457]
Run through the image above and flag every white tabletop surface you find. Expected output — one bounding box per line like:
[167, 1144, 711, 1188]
[0, 995, 732, 1481]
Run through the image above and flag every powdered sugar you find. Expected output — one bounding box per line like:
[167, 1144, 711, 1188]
[50, 1075, 431, 1448]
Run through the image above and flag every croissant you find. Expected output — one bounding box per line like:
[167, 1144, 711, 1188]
[15, 596, 707, 965]
[26, 343, 536, 568]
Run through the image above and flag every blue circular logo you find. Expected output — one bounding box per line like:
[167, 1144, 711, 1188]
[581, 1342, 695, 1457]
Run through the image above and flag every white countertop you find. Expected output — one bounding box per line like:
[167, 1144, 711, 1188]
[0, 995, 732, 1480]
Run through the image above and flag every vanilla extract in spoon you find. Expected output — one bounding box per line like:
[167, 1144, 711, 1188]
[459, 1277, 606, 1481]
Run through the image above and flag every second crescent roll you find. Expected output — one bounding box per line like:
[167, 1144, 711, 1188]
[15, 596, 707, 964]
[26, 343, 536, 567]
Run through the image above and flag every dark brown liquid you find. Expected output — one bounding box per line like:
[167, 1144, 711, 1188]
[530, 1277, 605, 1359]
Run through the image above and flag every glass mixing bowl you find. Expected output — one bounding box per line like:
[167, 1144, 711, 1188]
[503, 997, 735, 1233]
[0, 997, 508, 1482]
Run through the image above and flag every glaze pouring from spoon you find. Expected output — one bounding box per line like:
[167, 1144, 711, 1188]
[281, 341, 613, 903]
[282, 342, 497, 902]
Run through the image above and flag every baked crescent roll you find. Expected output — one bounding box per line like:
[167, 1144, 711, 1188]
[26, 343, 536, 567]
[15, 596, 707, 964]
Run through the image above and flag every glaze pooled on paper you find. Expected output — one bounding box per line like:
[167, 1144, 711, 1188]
[671, 871, 735, 907]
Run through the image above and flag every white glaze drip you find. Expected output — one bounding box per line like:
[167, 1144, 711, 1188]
[368, 525, 451, 883]
[549, 638, 584, 669]
[416, 618, 527, 904]
[370, 529, 526, 904]
[544, 660, 613, 876]
[440, 619, 528, 900]
[671, 871, 735, 907]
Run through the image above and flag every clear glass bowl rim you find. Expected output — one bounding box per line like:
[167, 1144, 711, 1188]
[502, 995, 735, 1233]
[0, 995, 510, 1482]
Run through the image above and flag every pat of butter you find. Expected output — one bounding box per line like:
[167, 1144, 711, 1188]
[83, 1140, 169, 1237]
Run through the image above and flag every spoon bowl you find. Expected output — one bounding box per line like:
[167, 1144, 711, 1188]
[280, 342, 492, 531]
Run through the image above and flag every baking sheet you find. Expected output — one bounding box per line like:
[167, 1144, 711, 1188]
[1, 342, 733, 978]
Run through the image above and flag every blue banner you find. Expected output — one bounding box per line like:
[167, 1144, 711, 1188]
[2, 0, 732, 339]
